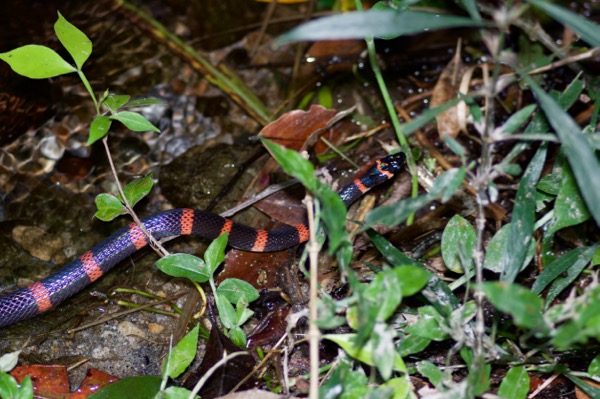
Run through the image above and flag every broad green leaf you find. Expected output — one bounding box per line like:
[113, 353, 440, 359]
[371, 322, 397, 380]
[0, 45, 76, 78]
[317, 184, 350, 256]
[521, 73, 600, 227]
[163, 386, 199, 399]
[500, 144, 547, 283]
[276, 10, 483, 44]
[380, 376, 410, 399]
[54, 12, 92, 69]
[104, 94, 131, 112]
[589, 354, 600, 376]
[228, 325, 246, 348]
[545, 247, 598, 306]
[567, 375, 600, 399]
[0, 373, 19, 399]
[17, 376, 33, 399]
[364, 269, 403, 322]
[406, 306, 448, 341]
[235, 297, 254, 326]
[125, 97, 163, 107]
[87, 376, 161, 399]
[216, 278, 259, 304]
[0, 351, 20, 372]
[398, 334, 431, 357]
[483, 223, 535, 273]
[501, 104, 537, 134]
[94, 193, 126, 221]
[122, 174, 153, 208]
[88, 115, 112, 145]
[441, 215, 475, 273]
[482, 282, 548, 333]
[216, 293, 236, 329]
[417, 361, 444, 387]
[551, 286, 600, 349]
[549, 163, 591, 233]
[262, 139, 317, 192]
[163, 324, 199, 379]
[498, 366, 529, 399]
[110, 111, 160, 132]
[204, 233, 228, 275]
[531, 245, 598, 296]
[323, 333, 407, 373]
[367, 229, 459, 316]
[394, 265, 429, 297]
[527, 0, 600, 47]
[156, 253, 210, 283]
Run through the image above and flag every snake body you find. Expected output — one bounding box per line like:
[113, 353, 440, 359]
[0, 153, 405, 328]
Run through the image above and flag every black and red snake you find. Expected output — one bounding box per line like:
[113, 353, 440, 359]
[0, 153, 405, 328]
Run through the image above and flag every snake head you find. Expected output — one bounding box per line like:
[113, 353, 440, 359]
[378, 152, 406, 174]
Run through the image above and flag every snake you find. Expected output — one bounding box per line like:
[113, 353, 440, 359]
[0, 153, 406, 328]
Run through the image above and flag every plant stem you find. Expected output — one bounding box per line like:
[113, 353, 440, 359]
[305, 194, 321, 399]
[102, 137, 169, 257]
[354, 0, 419, 224]
[77, 69, 99, 114]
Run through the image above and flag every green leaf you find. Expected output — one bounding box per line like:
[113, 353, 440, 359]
[402, 98, 462, 136]
[498, 366, 529, 399]
[156, 253, 210, 283]
[122, 174, 153, 208]
[483, 223, 536, 273]
[531, 245, 598, 297]
[228, 325, 247, 348]
[394, 265, 429, 297]
[406, 306, 448, 341]
[0, 45, 76, 79]
[367, 229, 459, 316]
[216, 293, 237, 330]
[482, 282, 548, 333]
[501, 104, 537, 134]
[500, 144, 547, 283]
[323, 333, 407, 373]
[276, 10, 483, 44]
[527, 0, 600, 47]
[317, 184, 350, 256]
[441, 215, 475, 273]
[551, 285, 600, 349]
[94, 193, 126, 221]
[163, 386, 199, 399]
[262, 139, 317, 192]
[125, 97, 163, 107]
[417, 361, 444, 387]
[54, 12, 92, 69]
[235, 297, 254, 326]
[567, 375, 600, 399]
[204, 233, 228, 275]
[110, 111, 160, 132]
[87, 376, 161, 399]
[88, 115, 112, 145]
[398, 334, 431, 357]
[0, 351, 20, 372]
[216, 278, 259, 304]
[549, 163, 591, 233]
[0, 373, 19, 399]
[163, 324, 199, 379]
[521, 73, 600, 227]
[589, 354, 600, 376]
[364, 269, 403, 322]
[371, 322, 397, 380]
[103, 94, 131, 112]
[17, 375, 33, 399]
